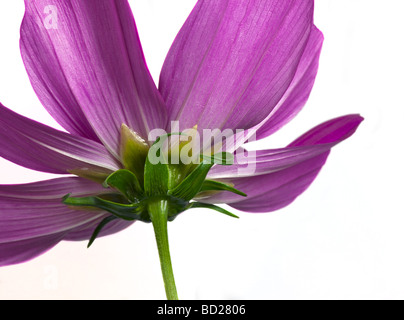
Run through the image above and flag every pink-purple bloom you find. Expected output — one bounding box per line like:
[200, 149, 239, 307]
[0, 0, 362, 273]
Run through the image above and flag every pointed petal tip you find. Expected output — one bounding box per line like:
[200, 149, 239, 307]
[204, 112, 363, 212]
[331, 113, 365, 137]
[288, 113, 364, 147]
[335, 113, 365, 135]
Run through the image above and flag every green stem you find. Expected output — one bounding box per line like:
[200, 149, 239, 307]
[148, 199, 178, 300]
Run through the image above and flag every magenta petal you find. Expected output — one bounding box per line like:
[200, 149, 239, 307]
[255, 26, 324, 139]
[287, 114, 364, 147]
[0, 103, 119, 174]
[0, 176, 106, 199]
[0, 233, 67, 267]
[160, 0, 314, 131]
[202, 115, 363, 212]
[0, 177, 113, 266]
[64, 219, 133, 242]
[0, 177, 106, 243]
[21, 0, 167, 155]
[208, 145, 332, 179]
[230, 153, 329, 212]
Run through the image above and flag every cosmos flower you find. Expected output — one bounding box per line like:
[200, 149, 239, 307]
[0, 0, 362, 299]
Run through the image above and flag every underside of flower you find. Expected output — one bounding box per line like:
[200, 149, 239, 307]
[64, 124, 245, 248]
[0, 0, 364, 301]
[62, 124, 246, 299]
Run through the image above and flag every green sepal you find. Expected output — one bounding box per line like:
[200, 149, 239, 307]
[63, 194, 150, 222]
[189, 202, 240, 219]
[144, 133, 189, 196]
[165, 196, 190, 222]
[144, 134, 180, 196]
[168, 152, 236, 201]
[87, 215, 118, 248]
[199, 180, 247, 197]
[103, 169, 142, 202]
[168, 162, 214, 201]
[144, 155, 170, 197]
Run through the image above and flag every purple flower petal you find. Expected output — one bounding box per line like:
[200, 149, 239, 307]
[0, 103, 120, 174]
[229, 153, 329, 213]
[0, 233, 67, 267]
[254, 26, 324, 140]
[64, 218, 133, 242]
[201, 115, 363, 212]
[0, 177, 113, 266]
[160, 0, 314, 131]
[208, 145, 331, 179]
[0, 176, 106, 200]
[214, 26, 322, 153]
[286, 114, 364, 147]
[21, 0, 167, 155]
[0, 177, 106, 243]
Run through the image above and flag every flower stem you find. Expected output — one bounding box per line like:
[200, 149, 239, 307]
[148, 199, 178, 300]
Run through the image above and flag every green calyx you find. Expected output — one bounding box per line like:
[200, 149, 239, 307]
[63, 129, 246, 247]
[64, 166, 243, 247]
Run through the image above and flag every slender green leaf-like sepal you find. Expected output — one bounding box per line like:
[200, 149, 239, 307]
[63, 195, 149, 222]
[199, 180, 247, 197]
[103, 169, 142, 202]
[169, 162, 214, 201]
[169, 152, 236, 201]
[87, 215, 118, 248]
[190, 202, 240, 219]
[144, 156, 170, 197]
[144, 133, 189, 196]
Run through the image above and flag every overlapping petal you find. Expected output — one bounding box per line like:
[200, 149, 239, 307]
[64, 218, 133, 241]
[21, 0, 167, 155]
[160, 0, 314, 132]
[191, 25, 324, 154]
[0, 103, 120, 174]
[0, 177, 122, 266]
[0, 233, 67, 267]
[202, 115, 363, 212]
[0, 177, 108, 243]
[208, 145, 332, 179]
[254, 25, 324, 140]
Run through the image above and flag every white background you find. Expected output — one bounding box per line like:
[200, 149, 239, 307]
[0, 0, 402, 300]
